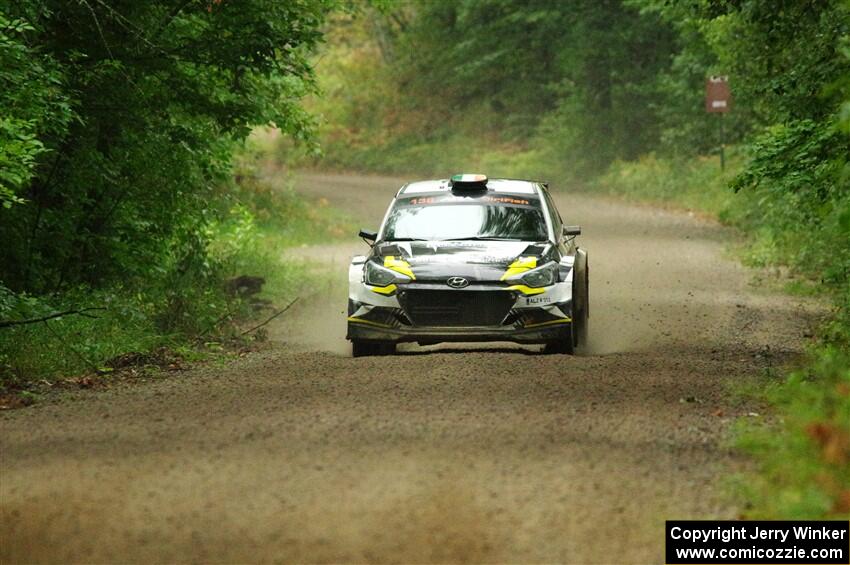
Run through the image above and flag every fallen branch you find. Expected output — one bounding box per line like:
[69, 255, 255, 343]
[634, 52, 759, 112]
[197, 308, 237, 339]
[0, 307, 106, 329]
[41, 319, 102, 374]
[240, 298, 299, 336]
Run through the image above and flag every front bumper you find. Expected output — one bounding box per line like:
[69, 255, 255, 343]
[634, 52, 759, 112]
[346, 315, 571, 345]
[346, 284, 573, 345]
[348, 261, 575, 345]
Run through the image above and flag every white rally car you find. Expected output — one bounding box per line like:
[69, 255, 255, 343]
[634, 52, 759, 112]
[347, 174, 589, 357]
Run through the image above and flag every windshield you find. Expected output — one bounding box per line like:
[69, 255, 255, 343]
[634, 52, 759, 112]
[382, 201, 548, 241]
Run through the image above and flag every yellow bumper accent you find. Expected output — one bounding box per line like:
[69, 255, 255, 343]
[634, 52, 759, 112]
[347, 316, 393, 329]
[506, 284, 546, 295]
[384, 256, 415, 280]
[369, 283, 398, 295]
[501, 256, 538, 280]
[523, 317, 572, 328]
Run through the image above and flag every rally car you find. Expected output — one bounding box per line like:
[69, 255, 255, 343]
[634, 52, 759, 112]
[347, 174, 589, 357]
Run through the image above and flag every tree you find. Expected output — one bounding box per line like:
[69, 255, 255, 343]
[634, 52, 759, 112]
[0, 0, 330, 292]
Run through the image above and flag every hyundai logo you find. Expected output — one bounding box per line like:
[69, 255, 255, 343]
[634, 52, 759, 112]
[446, 276, 469, 289]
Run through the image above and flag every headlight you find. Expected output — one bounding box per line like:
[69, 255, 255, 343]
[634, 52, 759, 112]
[520, 263, 557, 287]
[365, 260, 411, 287]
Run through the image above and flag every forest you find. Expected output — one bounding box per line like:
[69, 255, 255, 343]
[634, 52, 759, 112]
[1, 0, 848, 519]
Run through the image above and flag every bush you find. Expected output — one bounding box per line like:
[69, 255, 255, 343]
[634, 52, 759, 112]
[732, 120, 850, 288]
[0, 285, 171, 385]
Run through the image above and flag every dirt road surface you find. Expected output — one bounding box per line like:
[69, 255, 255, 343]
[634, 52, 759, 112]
[0, 172, 816, 563]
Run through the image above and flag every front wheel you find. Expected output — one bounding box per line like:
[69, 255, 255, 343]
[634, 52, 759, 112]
[574, 266, 589, 348]
[352, 340, 396, 357]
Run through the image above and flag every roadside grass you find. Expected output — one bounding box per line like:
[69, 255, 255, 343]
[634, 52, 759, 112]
[593, 152, 745, 218]
[0, 142, 354, 403]
[733, 338, 850, 518]
[0, 233, 306, 402]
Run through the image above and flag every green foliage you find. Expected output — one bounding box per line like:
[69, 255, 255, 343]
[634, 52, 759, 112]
[0, 186, 340, 383]
[0, 284, 169, 383]
[300, 2, 682, 178]
[735, 290, 850, 518]
[307, 0, 849, 173]
[0, 0, 341, 384]
[732, 120, 850, 286]
[0, 132, 352, 384]
[0, 264, 304, 385]
[0, 0, 329, 293]
[0, 8, 74, 208]
[705, 0, 850, 125]
[233, 134, 353, 242]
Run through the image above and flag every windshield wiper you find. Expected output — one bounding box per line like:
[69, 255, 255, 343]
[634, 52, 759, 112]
[383, 237, 428, 242]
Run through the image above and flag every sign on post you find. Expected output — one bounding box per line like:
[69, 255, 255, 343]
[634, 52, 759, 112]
[705, 76, 731, 113]
[706, 75, 731, 171]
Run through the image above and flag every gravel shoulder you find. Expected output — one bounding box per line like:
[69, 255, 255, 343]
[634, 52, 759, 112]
[0, 172, 820, 563]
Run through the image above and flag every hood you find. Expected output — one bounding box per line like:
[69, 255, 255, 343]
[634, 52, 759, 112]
[373, 240, 552, 282]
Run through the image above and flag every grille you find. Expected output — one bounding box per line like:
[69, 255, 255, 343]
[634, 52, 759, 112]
[399, 289, 514, 327]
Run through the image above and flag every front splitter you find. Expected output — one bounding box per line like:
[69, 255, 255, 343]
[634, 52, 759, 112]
[346, 318, 571, 345]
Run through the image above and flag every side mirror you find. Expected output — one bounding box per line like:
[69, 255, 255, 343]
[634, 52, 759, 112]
[563, 225, 581, 237]
[359, 228, 377, 244]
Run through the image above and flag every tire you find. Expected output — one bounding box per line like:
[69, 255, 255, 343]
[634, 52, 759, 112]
[575, 266, 589, 348]
[352, 340, 396, 357]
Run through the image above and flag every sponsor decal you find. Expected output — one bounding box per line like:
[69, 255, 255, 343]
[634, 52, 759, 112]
[480, 195, 531, 206]
[506, 284, 546, 295]
[400, 195, 535, 207]
[501, 256, 538, 280]
[384, 256, 415, 279]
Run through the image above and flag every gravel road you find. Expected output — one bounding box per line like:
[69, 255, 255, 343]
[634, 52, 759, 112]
[0, 172, 817, 563]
